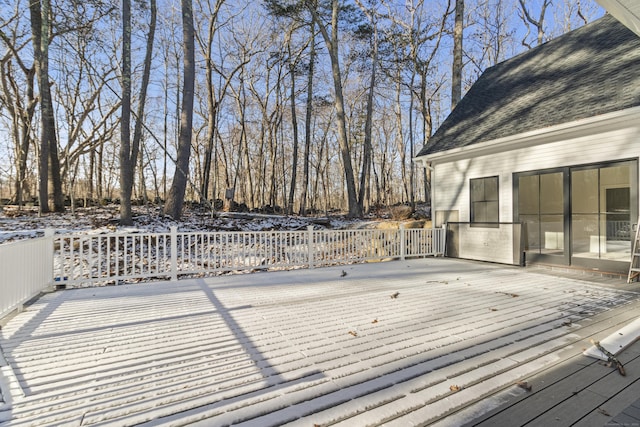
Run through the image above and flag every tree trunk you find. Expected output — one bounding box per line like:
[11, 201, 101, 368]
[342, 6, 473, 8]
[452, 0, 464, 109]
[164, 0, 195, 220]
[119, 0, 133, 223]
[287, 45, 299, 215]
[0, 57, 35, 208]
[97, 140, 104, 200]
[307, 0, 361, 218]
[299, 21, 315, 216]
[29, 0, 49, 213]
[120, 0, 155, 224]
[199, 0, 224, 203]
[358, 18, 377, 214]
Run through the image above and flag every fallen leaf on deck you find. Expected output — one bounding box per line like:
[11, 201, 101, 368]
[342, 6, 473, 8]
[348, 331, 358, 337]
[490, 308, 498, 311]
[449, 385, 461, 392]
[372, 319, 378, 324]
[496, 291, 519, 298]
[390, 292, 399, 299]
[516, 381, 532, 391]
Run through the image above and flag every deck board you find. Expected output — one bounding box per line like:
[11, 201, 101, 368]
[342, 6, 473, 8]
[0, 258, 639, 426]
[459, 304, 640, 427]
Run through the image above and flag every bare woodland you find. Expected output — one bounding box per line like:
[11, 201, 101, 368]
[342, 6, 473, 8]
[0, 0, 602, 221]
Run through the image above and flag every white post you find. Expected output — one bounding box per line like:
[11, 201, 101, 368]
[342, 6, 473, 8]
[441, 224, 447, 256]
[170, 226, 178, 281]
[44, 228, 55, 288]
[400, 223, 406, 260]
[307, 225, 315, 269]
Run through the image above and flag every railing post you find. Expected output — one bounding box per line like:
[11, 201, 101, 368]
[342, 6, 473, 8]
[44, 228, 55, 288]
[170, 226, 178, 281]
[307, 225, 315, 269]
[441, 224, 447, 256]
[400, 223, 406, 260]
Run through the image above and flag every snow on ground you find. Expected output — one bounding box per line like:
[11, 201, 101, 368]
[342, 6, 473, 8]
[0, 258, 637, 426]
[0, 205, 379, 244]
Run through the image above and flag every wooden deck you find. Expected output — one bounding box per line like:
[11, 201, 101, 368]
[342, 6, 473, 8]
[440, 289, 640, 426]
[460, 338, 640, 426]
[0, 258, 639, 426]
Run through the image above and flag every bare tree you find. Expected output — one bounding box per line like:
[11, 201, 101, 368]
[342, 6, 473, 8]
[299, 18, 316, 216]
[465, 0, 516, 77]
[263, 0, 318, 215]
[381, 0, 452, 207]
[120, 0, 133, 221]
[194, 0, 250, 205]
[286, 27, 301, 215]
[120, 0, 157, 225]
[0, 5, 37, 208]
[29, 0, 64, 213]
[354, 0, 378, 213]
[305, 0, 361, 218]
[164, 0, 196, 220]
[451, 0, 463, 109]
[551, 0, 601, 35]
[518, 0, 551, 48]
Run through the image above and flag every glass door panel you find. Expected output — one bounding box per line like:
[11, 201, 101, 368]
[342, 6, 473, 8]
[571, 214, 600, 257]
[540, 173, 564, 255]
[602, 164, 631, 261]
[518, 175, 539, 253]
[520, 214, 540, 251]
[518, 172, 564, 258]
[541, 214, 564, 254]
[571, 163, 632, 262]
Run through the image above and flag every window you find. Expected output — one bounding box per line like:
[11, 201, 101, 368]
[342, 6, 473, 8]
[470, 176, 499, 223]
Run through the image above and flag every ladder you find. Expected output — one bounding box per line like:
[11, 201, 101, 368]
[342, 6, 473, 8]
[628, 221, 640, 283]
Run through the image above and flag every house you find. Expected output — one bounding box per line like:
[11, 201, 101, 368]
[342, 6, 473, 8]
[414, 12, 640, 274]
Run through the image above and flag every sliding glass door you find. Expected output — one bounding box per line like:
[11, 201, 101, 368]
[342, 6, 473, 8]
[515, 159, 637, 272]
[571, 161, 637, 268]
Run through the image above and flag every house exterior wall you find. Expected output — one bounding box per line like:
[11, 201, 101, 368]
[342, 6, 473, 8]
[431, 112, 640, 227]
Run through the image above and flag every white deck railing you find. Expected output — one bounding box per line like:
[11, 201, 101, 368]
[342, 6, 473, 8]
[0, 231, 54, 320]
[0, 226, 445, 314]
[52, 226, 446, 287]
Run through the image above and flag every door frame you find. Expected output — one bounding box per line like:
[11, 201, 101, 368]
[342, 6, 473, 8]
[513, 158, 638, 273]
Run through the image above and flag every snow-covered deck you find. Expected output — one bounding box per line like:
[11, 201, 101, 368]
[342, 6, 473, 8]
[1, 258, 639, 426]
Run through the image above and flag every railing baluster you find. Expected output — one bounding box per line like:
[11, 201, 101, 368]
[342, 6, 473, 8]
[18, 226, 446, 289]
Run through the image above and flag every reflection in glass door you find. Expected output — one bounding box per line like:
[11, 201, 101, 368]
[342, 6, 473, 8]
[571, 162, 633, 263]
[518, 171, 565, 260]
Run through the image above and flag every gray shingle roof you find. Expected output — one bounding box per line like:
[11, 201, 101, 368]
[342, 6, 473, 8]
[418, 14, 640, 157]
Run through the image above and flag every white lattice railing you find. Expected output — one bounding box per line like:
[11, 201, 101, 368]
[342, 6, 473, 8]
[0, 232, 54, 320]
[52, 226, 446, 287]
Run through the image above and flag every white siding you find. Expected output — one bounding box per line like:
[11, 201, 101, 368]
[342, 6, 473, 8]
[432, 123, 640, 225]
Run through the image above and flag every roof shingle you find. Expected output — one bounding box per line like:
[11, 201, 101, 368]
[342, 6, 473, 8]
[418, 14, 640, 157]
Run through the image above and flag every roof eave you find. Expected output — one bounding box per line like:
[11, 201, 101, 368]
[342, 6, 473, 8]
[414, 105, 640, 165]
[597, 0, 640, 37]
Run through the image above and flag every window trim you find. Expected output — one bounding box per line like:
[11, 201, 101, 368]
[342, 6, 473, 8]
[470, 176, 499, 226]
